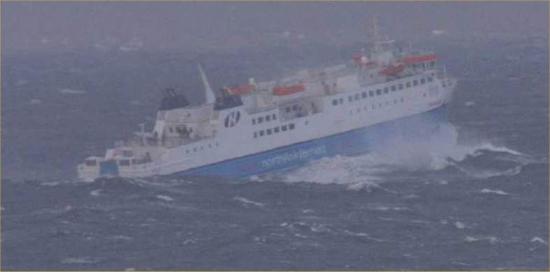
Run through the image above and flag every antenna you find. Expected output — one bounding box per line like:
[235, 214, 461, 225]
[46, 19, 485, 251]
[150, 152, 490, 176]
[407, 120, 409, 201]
[198, 64, 216, 104]
[371, 16, 381, 53]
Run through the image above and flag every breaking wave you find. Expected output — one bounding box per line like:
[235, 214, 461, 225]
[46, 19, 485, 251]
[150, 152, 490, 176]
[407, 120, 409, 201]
[280, 122, 540, 187]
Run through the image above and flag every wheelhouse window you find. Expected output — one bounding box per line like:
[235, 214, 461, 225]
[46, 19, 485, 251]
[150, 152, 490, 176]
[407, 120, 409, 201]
[362, 92, 367, 98]
[281, 125, 288, 131]
[289, 123, 295, 130]
[258, 117, 263, 123]
[420, 78, 426, 84]
[85, 160, 97, 166]
[406, 82, 411, 88]
[266, 115, 271, 122]
[369, 90, 374, 97]
[398, 84, 403, 90]
[413, 80, 418, 86]
[266, 129, 272, 135]
[376, 89, 382, 95]
[390, 86, 395, 92]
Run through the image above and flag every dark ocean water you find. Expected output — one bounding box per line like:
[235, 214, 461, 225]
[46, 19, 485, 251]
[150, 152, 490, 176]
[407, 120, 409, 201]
[2, 38, 548, 270]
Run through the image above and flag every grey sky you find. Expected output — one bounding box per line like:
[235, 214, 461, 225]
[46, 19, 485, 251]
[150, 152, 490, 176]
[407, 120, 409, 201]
[2, 1, 548, 53]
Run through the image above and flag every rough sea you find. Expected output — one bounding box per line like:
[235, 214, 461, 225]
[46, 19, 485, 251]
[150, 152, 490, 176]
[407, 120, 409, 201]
[2, 37, 548, 270]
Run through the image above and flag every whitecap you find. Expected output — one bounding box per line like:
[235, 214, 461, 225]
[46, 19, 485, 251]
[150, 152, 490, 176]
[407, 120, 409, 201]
[40, 181, 61, 187]
[90, 189, 102, 197]
[480, 188, 509, 196]
[156, 195, 174, 202]
[343, 230, 385, 242]
[464, 235, 498, 244]
[29, 99, 42, 105]
[530, 237, 547, 245]
[233, 196, 265, 207]
[61, 257, 98, 264]
[454, 221, 466, 229]
[59, 88, 86, 95]
[110, 235, 133, 241]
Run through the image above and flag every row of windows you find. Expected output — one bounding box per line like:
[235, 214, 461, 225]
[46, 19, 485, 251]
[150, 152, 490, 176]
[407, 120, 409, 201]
[254, 123, 295, 138]
[285, 104, 302, 113]
[184, 142, 220, 154]
[332, 76, 432, 106]
[252, 113, 277, 125]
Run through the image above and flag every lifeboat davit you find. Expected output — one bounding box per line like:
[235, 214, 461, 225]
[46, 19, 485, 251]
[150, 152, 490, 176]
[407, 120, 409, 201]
[379, 63, 405, 76]
[226, 84, 255, 95]
[273, 83, 305, 96]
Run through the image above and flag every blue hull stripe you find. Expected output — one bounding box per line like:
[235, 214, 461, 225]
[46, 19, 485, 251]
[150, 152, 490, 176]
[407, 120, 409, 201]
[175, 105, 448, 178]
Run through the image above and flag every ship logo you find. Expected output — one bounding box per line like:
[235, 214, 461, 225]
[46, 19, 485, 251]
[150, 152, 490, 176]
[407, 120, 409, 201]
[224, 111, 241, 128]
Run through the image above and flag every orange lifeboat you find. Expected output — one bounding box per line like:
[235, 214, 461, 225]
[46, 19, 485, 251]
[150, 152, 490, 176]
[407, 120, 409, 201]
[272, 83, 305, 96]
[226, 84, 255, 95]
[400, 54, 438, 65]
[379, 63, 405, 76]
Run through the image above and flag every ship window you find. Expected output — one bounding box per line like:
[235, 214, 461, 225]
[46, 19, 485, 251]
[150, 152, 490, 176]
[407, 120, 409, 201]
[274, 127, 280, 133]
[348, 96, 353, 102]
[286, 107, 291, 113]
[369, 90, 374, 97]
[427, 77, 433, 82]
[289, 123, 295, 130]
[266, 129, 272, 135]
[259, 130, 265, 136]
[362, 92, 367, 98]
[273, 114, 277, 120]
[292, 105, 298, 111]
[390, 86, 395, 92]
[254, 132, 257, 138]
[398, 84, 403, 90]
[354, 94, 360, 100]
[169, 127, 173, 133]
[339, 98, 344, 104]
[252, 119, 256, 125]
[281, 125, 287, 131]
[266, 115, 271, 121]
[406, 82, 411, 88]
[413, 80, 418, 86]
[118, 160, 130, 166]
[258, 117, 263, 123]
[193, 147, 197, 152]
[376, 89, 381, 95]
[85, 160, 97, 166]
[421, 78, 426, 84]
[332, 99, 338, 106]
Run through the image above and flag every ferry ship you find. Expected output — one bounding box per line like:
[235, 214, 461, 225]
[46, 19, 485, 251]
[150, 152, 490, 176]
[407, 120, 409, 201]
[77, 23, 456, 182]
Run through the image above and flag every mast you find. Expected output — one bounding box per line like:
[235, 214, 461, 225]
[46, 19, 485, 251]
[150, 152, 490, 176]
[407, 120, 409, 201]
[198, 64, 216, 104]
